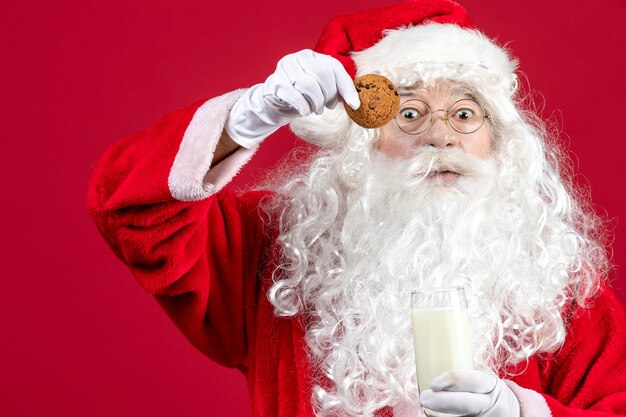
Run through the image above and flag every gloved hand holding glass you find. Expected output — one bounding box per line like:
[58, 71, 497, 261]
[411, 288, 521, 417]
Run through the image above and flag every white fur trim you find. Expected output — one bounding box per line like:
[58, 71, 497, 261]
[505, 380, 553, 417]
[353, 23, 517, 86]
[168, 89, 258, 201]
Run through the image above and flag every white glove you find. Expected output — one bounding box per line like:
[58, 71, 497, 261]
[419, 370, 520, 417]
[225, 49, 360, 148]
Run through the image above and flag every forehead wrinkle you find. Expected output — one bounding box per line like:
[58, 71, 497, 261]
[399, 81, 481, 104]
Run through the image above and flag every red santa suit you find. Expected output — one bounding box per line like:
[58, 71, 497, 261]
[87, 91, 626, 417]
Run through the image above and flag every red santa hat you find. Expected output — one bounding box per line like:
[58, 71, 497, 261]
[291, 0, 520, 146]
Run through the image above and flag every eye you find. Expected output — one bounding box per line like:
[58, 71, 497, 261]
[401, 108, 421, 120]
[454, 108, 475, 121]
[449, 99, 484, 123]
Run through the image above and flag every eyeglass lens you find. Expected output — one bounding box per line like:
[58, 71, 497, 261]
[396, 99, 486, 135]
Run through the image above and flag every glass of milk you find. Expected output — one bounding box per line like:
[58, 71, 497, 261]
[411, 287, 473, 417]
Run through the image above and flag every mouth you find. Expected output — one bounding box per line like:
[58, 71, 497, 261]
[426, 169, 462, 185]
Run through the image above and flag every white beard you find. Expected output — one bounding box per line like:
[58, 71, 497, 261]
[267, 145, 603, 417]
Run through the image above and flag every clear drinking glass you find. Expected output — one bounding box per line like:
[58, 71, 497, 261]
[411, 287, 473, 417]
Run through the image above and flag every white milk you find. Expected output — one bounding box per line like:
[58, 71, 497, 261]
[411, 307, 473, 392]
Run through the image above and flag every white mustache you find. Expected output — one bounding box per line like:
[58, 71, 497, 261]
[407, 149, 487, 178]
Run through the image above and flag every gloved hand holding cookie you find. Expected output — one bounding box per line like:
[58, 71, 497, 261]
[343, 74, 400, 128]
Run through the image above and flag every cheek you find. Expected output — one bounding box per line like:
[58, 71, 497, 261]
[377, 128, 414, 159]
[378, 136, 414, 159]
[468, 131, 493, 159]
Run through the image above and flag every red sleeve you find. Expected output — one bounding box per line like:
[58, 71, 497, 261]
[87, 101, 270, 371]
[539, 286, 626, 416]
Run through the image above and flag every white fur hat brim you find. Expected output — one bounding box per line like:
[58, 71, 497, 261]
[354, 23, 517, 86]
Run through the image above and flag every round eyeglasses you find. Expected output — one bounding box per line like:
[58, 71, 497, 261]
[395, 98, 489, 135]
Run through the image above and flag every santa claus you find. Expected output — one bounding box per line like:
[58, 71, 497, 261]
[87, 1, 626, 416]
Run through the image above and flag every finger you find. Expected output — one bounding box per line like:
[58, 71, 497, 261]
[291, 74, 327, 115]
[420, 389, 491, 415]
[325, 54, 360, 110]
[283, 52, 326, 114]
[269, 84, 312, 118]
[265, 52, 317, 116]
[261, 72, 311, 117]
[276, 57, 325, 115]
[294, 51, 339, 113]
[430, 370, 498, 394]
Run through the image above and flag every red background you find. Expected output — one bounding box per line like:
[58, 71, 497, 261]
[2, 1, 625, 416]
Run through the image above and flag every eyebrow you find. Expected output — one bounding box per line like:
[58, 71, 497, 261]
[447, 86, 478, 101]
[397, 88, 417, 97]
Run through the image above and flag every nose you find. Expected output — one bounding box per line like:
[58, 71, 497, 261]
[419, 110, 460, 149]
